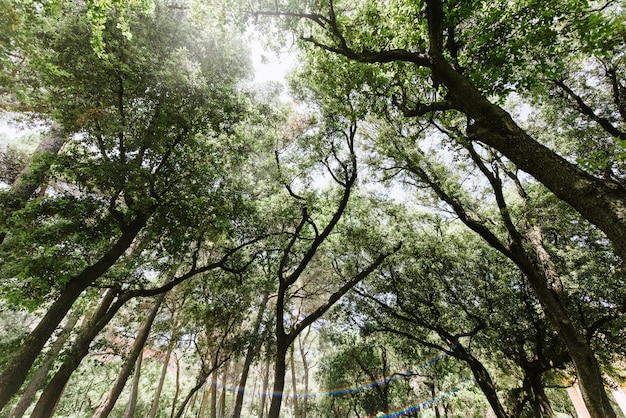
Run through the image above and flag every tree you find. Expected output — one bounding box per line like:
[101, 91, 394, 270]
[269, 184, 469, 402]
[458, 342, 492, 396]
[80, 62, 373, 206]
[0, 1, 256, 410]
[254, 112, 401, 417]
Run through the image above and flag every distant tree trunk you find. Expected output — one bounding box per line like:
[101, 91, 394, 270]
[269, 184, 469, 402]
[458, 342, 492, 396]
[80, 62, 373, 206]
[219, 362, 229, 417]
[148, 332, 176, 418]
[8, 310, 80, 418]
[169, 355, 181, 418]
[199, 382, 211, 418]
[92, 293, 164, 418]
[230, 292, 270, 418]
[0, 213, 149, 410]
[123, 351, 144, 418]
[290, 344, 299, 418]
[30, 289, 122, 418]
[298, 331, 311, 418]
[258, 354, 271, 418]
[210, 369, 218, 418]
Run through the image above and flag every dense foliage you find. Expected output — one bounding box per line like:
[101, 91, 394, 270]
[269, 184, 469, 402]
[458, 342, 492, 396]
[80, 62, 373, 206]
[1, 1, 626, 418]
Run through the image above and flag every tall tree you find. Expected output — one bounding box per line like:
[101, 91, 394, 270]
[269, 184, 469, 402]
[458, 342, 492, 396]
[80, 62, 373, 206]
[258, 114, 401, 417]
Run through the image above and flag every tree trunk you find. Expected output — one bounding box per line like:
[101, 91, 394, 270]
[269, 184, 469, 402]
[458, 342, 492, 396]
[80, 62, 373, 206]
[0, 213, 148, 410]
[92, 293, 164, 418]
[123, 351, 143, 418]
[148, 331, 176, 418]
[298, 334, 310, 418]
[521, 228, 615, 418]
[8, 310, 80, 418]
[29, 288, 121, 418]
[199, 382, 211, 418]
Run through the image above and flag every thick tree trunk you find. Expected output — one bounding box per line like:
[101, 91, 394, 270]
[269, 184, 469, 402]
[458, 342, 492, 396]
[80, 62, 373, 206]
[122, 351, 143, 418]
[8, 310, 80, 418]
[30, 288, 121, 418]
[92, 294, 164, 418]
[521, 229, 616, 418]
[148, 332, 176, 418]
[0, 213, 148, 411]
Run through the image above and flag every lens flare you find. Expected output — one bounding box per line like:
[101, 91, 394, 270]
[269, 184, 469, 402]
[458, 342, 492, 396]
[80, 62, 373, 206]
[212, 343, 460, 400]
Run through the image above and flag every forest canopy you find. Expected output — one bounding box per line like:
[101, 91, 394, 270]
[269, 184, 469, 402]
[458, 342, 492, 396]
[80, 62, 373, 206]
[1, 1, 626, 417]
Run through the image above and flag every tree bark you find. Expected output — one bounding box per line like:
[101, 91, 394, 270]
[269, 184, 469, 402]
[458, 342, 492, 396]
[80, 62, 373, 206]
[267, 343, 288, 418]
[8, 310, 80, 418]
[0, 213, 148, 411]
[92, 293, 164, 418]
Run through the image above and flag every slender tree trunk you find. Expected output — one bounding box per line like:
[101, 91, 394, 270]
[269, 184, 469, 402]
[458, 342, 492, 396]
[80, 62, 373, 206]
[0, 214, 148, 410]
[123, 351, 143, 418]
[169, 355, 181, 418]
[30, 289, 121, 418]
[210, 369, 218, 418]
[199, 382, 211, 418]
[148, 332, 176, 418]
[219, 362, 229, 418]
[8, 310, 80, 418]
[298, 334, 310, 418]
[258, 354, 271, 418]
[290, 344, 299, 418]
[92, 293, 164, 418]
